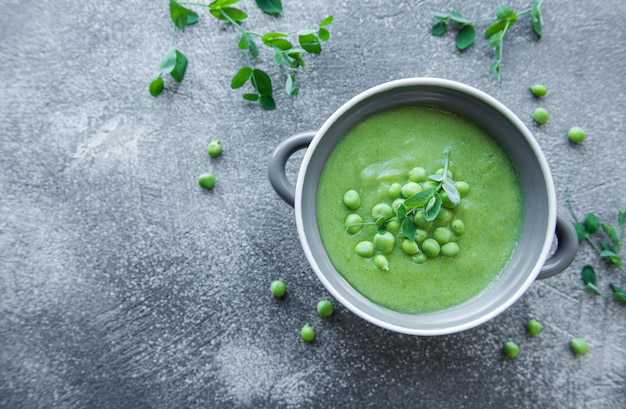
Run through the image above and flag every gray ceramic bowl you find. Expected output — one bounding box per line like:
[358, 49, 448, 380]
[269, 78, 578, 336]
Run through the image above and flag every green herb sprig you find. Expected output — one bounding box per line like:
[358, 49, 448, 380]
[431, 1, 544, 80]
[394, 149, 460, 241]
[150, 0, 333, 110]
[569, 204, 626, 302]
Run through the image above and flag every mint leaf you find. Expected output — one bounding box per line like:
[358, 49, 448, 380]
[455, 24, 476, 50]
[251, 68, 272, 96]
[581, 265, 596, 285]
[242, 93, 259, 101]
[404, 188, 435, 210]
[210, 7, 247, 22]
[298, 32, 322, 54]
[255, 0, 282, 15]
[431, 21, 447, 36]
[149, 74, 164, 97]
[170, 0, 199, 30]
[260, 94, 276, 110]
[170, 50, 188, 82]
[231, 66, 252, 89]
[402, 216, 417, 241]
[424, 194, 443, 221]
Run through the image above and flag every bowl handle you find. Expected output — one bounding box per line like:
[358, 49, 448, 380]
[268, 131, 316, 207]
[536, 214, 579, 279]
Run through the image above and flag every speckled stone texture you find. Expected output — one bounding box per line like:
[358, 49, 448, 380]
[1, 0, 625, 408]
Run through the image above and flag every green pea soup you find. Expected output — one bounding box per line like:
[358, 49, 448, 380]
[316, 106, 523, 313]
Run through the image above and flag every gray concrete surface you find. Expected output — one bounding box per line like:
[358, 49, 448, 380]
[1, 0, 625, 408]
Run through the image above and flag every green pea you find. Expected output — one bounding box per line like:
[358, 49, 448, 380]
[414, 229, 428, 243]
[408, 167, 427, 183]
[402, 182, 422, 198]
[386, 219, 400, 233]
[198, 172, 216, 190]
[301, 323, 315, 342]
[316, 299, 334, 317]
[343, 189, 361, 210]
[421, 238, 440, 258]
[402, 239, 419, 255]
[434, 227, 452, 244]
[440, 191, 458, 209]
[391, 198, 405, 211]
[207, 140, 222, 157]
[421, 181, 438, 190]
[533, 107, 549, 124]
[435, 208, 453, 224]
[371, 203, 393, 221]
[570, 338, 588, 355]
[454, 181, 470, 195]
[374, 232, 395, 254]
[440, 242, 460, 257]
[269, 280, 286, 298]
[373, 254, 389, 271]
[413, 211, 433, 230]
[451, 219, 465, 234]
[526, 319, 542, 336]
[388, 183, 402, 199]
[568, 126, 586, 143]
[503, 341, 520, 358]
[436, 168, 453, 179]
[354, 241, 375, 258]
[412, 253, 427, 264]
[529, 83, 548, 97]
[345, 214, 363, 235]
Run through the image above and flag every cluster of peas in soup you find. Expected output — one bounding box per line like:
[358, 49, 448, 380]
[316, 106, 523, 314]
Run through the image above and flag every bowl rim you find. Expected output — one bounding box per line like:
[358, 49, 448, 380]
[294, 77, 556, 335]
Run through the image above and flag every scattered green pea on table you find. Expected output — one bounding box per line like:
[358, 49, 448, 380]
[301, 323, 315, 342]
[198, 172, 216, 190]
[533, 107, 550, 124]
[529, 83, 548, 97]
[207, 140, 223, 157]
[503, 341, 521, 358]
[269, 280, 286, 298]
[527, 319, 542, 336]
[317, 299, 334, 317]
[570, 338, 589, 355]
[568, 126, 586, 143]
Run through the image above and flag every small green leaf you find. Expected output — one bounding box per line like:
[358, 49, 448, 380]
[210, 7, 247, 22]
[209, 0, 241, 7]
[581, 265, 596, 285]
[496, 5, 516, 21]
[488, 31, 504, 47]
[288, 51, 306, 68]
[610, 283, 626, 302]
[447, 11, 469, 24]
[262, 32, 288, 42]
[584, 213, 600, 234]
[170, 50, 188, 82]
[531, 0, 543, 37]
[485, 20, 507, 39]
[285, 75, 296, 95]
[159, 48, 177, 73]
[455, 24, 476, 50]
[319, 15, 334, 27]
[404, 188, 436, 210]
[431, 21, 447, 36]
[249, 39, 259, 58]
[251, 68, 272, 95]
[396, 203, 407, 220]
[602, 223, 621, 247]
[255, 0, 282, 15]
[260, 94, 276, 110]
[238, 33, 250, 49]
[618, 209, 625, 226]
[490, 60, 501, 74]
[573, 223, 587, 241]
[299, 33, 322, 54]
[170, 0, 199, 30]
[402, 216, 417, 241]
[265, 38, 293, 50]
[318, 27, 330, 41]
[442, 179, 460, 205]
[149, 74, 164, 97]
[600, 250, 622, 266]
[424, 194, 443, 221]
[231, 66, 252, 89]
[433, 12, 448, 20]
[242, 93, 259, 101]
